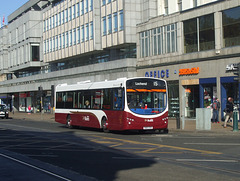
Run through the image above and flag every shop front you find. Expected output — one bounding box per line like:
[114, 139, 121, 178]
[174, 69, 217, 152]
[139, 60, 239, 120]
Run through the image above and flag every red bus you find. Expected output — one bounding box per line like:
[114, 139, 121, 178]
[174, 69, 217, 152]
[55, 77, 168, 132]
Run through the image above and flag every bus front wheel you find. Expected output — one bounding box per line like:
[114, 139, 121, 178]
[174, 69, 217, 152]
[101, 117, 109, 133]
[66, 115, 73, 129]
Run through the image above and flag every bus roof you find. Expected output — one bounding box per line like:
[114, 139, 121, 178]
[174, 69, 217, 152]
[56, 77, 128, 92]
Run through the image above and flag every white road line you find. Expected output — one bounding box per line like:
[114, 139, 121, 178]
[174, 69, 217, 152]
[184, 143, 240, 146]
[0, 153, 72, 181]
[176, 159, 238, 163]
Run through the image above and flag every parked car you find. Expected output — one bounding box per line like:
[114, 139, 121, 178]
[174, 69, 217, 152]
[0, 104, 9, 119]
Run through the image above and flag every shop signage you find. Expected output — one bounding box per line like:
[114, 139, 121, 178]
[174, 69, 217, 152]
[226, 63, 238, 72]
[145, 69, 169, 78]
[179, 67, 199, 76]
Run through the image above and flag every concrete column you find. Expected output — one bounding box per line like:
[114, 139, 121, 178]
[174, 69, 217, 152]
[214, 11, 222, 52]
[177, 21, 184, 54]
[179, 80, 185, 129]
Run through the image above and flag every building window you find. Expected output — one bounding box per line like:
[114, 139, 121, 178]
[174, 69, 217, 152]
[73, 5, 76, 19]
[90, 0, 93, 11]
[55, 14, 58, 27]
[223, 6, 240, 47]
[102, 0, 106, 6]
[73, 28, 76, 45]
[152, 29, 157, 56]
[59, 34, 62, 49]
[77, 27, 80, 43]
[81, 25, 85, 42]
[164, 0, 168, 15]
[65, 9, 68, 22]
[52, 15, 55, 28]
[59, 12, 61, 25]
[46, 19, 49, 31]
[199, 14, 214, 51]
[62, 33, 65, 48]
[69, 30, 72, 46]
[108, 14, 112, 34]
[90, 21, 93, 39]
[44, 20, 46, 32]
[31, 45, 39, 61]
[184, 14, 214, 53]
[81, 0, 84, 15]
[69, 7, 72, 21]
[49, 17, 52, 29]
[56, 35, 58, 50]
[140, 31, 150, 57]
[50, 38, 52, 52]
[103, 16, 107, 35]
[62, 10, 65, 24]
[77, 3, 80, 17]
[66, 32, 69, 47]
[86, 23, 89, 41]
[193, 0, 197, 8]
[184, 18, 197, 53]
[53, 37, 55, 51]
[119, 10, 124, 31]
[165, 24, 177, 53]
[85, 0, 89, 13]
[44, 40, 46, 54]
[113, 12, 118, 32]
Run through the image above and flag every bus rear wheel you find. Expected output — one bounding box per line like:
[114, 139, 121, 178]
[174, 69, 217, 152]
[101, 117, 109, 133]
[66, 115, 73, 129]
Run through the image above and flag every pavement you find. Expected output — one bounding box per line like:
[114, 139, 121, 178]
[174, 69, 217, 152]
[7, 112, 240, 133]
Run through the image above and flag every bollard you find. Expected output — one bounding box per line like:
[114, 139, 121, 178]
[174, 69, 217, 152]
[176, 115, 180, 129]
[233, 110, 239, 132]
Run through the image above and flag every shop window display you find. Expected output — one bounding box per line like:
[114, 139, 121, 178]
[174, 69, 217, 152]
[168, 81, 179, 117]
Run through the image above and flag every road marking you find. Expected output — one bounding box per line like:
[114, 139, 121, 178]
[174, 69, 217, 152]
[90, 139, 124, 147]
[184, 143, 240, 146]
[91, 135, 222, 155]
[0, 153, 71, 181]
[112, 157, 151, 160]
[176, 159, 238, 163]
[26, 154, 58, 157]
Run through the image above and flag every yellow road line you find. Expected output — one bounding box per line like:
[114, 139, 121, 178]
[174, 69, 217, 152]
[91, 135, 222, 155]
[90, 139, 123, 147]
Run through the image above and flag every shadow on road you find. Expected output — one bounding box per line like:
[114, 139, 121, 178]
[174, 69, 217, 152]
[0, 125, 156, 181]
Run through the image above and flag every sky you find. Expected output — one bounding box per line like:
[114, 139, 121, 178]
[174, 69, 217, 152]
[0, 0, 29, 25]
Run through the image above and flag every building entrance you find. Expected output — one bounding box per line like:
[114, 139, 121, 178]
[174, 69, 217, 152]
[184, 85, 199, 118]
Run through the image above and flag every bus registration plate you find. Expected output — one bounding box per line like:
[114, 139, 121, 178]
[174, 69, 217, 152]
[143, 127, 153, 130]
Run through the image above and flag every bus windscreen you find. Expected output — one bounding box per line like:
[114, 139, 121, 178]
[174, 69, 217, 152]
[126, 78, 167, 115]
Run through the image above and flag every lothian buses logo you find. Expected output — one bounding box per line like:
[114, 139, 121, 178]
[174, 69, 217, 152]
[83, 116, 90, 121]
[153, 81, 158, 86]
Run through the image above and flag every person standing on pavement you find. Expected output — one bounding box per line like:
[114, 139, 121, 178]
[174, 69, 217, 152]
[224, 97, 234, 128]
[211, 98, 220, 123]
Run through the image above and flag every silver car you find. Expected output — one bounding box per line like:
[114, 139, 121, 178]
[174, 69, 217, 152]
[0, 104, 9, 119]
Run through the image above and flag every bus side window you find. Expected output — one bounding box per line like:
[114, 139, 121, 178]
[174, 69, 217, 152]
[113, 88, 123, 110]
[56, 92, 64, 108]
[102, 89, 111, 110]
[65, 92, 73, 108]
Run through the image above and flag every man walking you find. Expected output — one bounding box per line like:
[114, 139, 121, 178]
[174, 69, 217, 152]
[212, 98, 220, 123]
[224, 97, 234, 128]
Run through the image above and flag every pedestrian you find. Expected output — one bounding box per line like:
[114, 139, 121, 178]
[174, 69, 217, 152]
[211, 98, 220, 123]
[224, 97, 234, 128]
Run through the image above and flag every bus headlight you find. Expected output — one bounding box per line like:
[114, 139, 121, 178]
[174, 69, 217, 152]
[127, 118, 134, 122]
